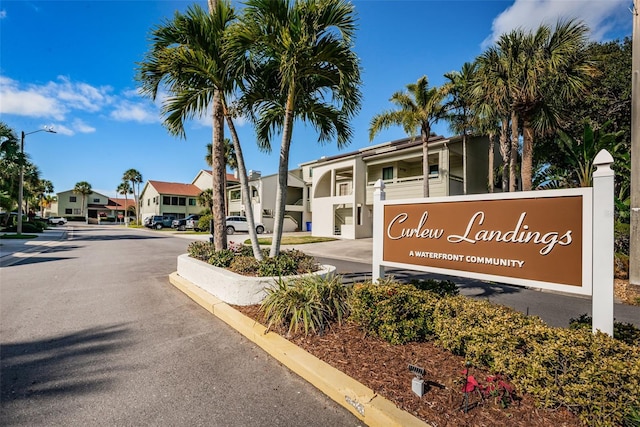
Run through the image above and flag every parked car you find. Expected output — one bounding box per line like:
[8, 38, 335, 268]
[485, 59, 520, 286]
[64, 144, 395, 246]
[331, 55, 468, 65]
[48, 217, 68, 225]
[172, 214, 201, 231]
[224, 216, 264, 235]
[145, 215, 175, 230]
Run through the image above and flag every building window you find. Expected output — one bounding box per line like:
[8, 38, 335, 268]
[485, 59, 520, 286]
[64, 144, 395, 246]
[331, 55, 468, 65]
[230, 190, 241, 201]
[73, 208, 81, 215]
[65, 208, 72, 214]
[147, 199, 150, 206]
[382, 167, 393, 180]
[178, 197, 186, 206]
[69, 196, 77, 202]
[189, 198, 196, 206]
[338, 183, 349, 196]
[163, 196, 170, 205]
[429, 164, 439, 177]
[170, 196, 178, 205]
[93, 198, 100, 203]
[309, 168, 313, 178]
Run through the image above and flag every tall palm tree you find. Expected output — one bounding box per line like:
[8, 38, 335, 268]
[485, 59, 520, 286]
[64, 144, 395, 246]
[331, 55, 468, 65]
[73, 181, 92, 220]
[117, 181, 133, 224]
[34, 179, 54, 217]
[444, 62, 478, 194]
[229, 0, 362, 257]
[198, 188, 214, 214]
[137, 1, 265, 259]
[499, 20, 595, 191]
[206, 138, 237, 215]
[122, 169, 142, 224]
[369, 75, 447, 197]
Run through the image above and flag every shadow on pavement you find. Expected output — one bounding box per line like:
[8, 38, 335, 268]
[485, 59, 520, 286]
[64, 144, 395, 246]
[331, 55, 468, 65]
[8, 256, 77, 267]
[1, 325, 132, 405]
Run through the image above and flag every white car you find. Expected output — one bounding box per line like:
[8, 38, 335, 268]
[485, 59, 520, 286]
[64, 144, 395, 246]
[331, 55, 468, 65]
[48, 216, 68, 225]
[225, 216, 264, 235]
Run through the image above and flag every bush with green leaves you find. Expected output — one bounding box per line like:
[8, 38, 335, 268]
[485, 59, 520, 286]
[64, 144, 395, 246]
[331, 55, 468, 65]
[187, 242, 318, 277]
[408, 277, 459, 297]
[229, 256, 259, 275]
[348, 281, 640, 426]
[349, 282, 439, 344]
[569, 313, 640, 346]
[261, 274, 350, 335]
[197, 214, 212, 232]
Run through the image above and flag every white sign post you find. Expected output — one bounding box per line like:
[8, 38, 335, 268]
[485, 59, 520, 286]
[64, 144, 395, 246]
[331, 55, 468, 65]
[592, 150, 615, 335]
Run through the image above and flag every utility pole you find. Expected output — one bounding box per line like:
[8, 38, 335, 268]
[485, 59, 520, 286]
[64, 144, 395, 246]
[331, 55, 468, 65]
[630, 0, 639, 285]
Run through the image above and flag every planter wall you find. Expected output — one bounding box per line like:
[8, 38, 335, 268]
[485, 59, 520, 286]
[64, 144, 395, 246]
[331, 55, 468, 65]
[176, 254, 337, 306]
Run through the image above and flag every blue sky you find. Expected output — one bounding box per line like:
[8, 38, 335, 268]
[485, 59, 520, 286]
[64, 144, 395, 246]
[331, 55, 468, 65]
[0, 0, 633, 197]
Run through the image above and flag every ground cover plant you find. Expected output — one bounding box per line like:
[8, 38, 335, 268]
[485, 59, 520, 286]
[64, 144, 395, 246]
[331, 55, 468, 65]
[236, 277, 640, 426]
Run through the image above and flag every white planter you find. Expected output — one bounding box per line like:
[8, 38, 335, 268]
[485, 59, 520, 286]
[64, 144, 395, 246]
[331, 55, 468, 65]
[176, 254, 337, 306]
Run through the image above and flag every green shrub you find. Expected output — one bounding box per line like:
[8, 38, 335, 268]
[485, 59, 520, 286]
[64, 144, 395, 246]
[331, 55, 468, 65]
[5, 221, 45, 233]
[197, 214, 212, 232]
[349, 283, 439, 344]
[348, 280, 640, 425]
[208, 248, 235, 268]
[257, 250, 318, 277]
[569, 314, 640, 346]
[261, 275, 350, 335]
[187, 241, 216, 261]
[229, 256, 259, 275]
[408, 278, 459, 297]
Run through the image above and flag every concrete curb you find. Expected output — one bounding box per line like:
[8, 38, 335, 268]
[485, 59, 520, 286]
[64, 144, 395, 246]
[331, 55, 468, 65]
[169, 272, 429, 427]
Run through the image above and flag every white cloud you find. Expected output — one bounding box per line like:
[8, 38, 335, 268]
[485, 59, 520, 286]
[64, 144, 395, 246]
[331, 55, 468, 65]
[72, 119, 96, 134]
[49, 124, 74, 136]
[483, 0, 630, 48]
[0, 76, 66, 120]
[0, 10, 7, 19]
[110, 100, 160, 123]
[0, 75, 114, 120]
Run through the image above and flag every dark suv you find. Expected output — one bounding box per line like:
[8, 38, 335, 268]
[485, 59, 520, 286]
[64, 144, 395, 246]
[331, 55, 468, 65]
[145, 215, 175, 230]
[172, 214, 201, 231]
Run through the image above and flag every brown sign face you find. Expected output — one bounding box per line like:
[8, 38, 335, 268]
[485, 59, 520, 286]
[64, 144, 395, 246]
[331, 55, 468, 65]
[383, 196, 584, 287]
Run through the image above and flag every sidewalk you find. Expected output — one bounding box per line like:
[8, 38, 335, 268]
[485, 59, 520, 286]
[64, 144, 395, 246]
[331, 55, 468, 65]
[0, 227, 68, 266]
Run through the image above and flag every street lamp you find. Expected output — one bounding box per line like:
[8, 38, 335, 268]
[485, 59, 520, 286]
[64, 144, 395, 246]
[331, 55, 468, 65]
[17, 127, 56, 235]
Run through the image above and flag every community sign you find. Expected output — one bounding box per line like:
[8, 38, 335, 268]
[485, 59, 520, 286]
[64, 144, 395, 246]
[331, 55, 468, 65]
[380, 189, 593, 295]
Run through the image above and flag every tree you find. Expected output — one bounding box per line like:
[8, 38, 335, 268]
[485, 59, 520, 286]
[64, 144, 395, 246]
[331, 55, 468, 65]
[122, 169, 142, 224]
[499, 20, 595, 191]
[117, 181, 133, 223]
[475, 47, 512, 192]
[73, 181, 92, 220]
[369, 75, 447, 197]
[229, 0, 362, 257]
[206, 138, 236, 215]
[444, 62, 478, 194]
[198, 188, 214, 213]
[0, 122, 22, 215]
[34, 179, 54, 217]
[137, 1, 265, 259]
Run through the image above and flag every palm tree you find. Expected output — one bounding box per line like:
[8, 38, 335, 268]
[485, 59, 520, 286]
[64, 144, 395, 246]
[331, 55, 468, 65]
[34, 179, 54, 217]
[137, 1, 264, 259]
[122, 169, 142, 224]
[198, 188, 214, 214]
[0, 122, 23, 214]
[73, 181, 92, 221]
[206, 138, 237, 215]
[499, 20, 595, 191]
[117, 181, 133, 224]
[228, 0, 362, 257]
[369, 75, 447, 197]
[444, 62, 478, 194]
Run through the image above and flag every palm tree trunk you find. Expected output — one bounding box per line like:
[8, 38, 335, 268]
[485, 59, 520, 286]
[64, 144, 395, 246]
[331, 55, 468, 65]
[225, 114, 263, 261]
[509, 111, 519, 192]
[500, 117, 509, 192]
[421, 126, 430, 197]
[270, 90, 296, 258]
[521, 119, 534, 191]
[208, 0, 227, 251]
[488, 132, 495, 193]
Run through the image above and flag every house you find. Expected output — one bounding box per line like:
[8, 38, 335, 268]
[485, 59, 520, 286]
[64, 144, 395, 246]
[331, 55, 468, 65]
[226, 170, 310, 233]
[55, 189, 111, 221]
[53, 190, 137, 223]
[299, 134, 499, 239]
[139, 180, 204, 221]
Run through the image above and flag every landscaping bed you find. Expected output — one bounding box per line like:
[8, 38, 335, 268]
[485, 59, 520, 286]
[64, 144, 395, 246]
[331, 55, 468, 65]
[235, 304, 582, 426]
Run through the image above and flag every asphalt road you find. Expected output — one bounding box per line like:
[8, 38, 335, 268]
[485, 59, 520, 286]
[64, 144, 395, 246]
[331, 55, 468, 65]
[1, 226, 361, 426]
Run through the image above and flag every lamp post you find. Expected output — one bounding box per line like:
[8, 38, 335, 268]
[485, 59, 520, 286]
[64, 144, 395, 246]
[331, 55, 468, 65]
[17, 127, 56, 235]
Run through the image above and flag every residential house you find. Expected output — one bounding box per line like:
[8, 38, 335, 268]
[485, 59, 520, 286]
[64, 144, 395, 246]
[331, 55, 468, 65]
[56, 189, 111, 221]
[226, 169, 310, 233]
[139, 180, 203, 221]
[299, 134, 499, 239]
